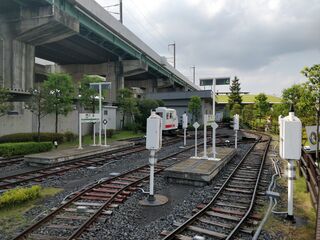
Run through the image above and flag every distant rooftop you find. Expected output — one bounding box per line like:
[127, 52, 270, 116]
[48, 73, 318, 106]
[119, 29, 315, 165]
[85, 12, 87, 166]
[216, 94, 282, 104]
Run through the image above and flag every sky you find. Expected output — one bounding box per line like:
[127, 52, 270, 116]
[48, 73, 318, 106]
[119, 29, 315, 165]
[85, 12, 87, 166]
[96, 0, 320, 96]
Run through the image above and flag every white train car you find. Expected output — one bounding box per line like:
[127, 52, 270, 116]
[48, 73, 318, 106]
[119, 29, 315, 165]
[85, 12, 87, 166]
[155, 107, 178, 132]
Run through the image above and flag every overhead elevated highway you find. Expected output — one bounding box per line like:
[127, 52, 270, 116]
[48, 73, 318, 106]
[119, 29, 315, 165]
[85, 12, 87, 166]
[1, 0, 200, 101]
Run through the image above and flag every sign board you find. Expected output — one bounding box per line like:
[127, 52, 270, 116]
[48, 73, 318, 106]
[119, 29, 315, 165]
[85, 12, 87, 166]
[306, 126, 320, 151]
[89, 82, 111, 91]
[205, 114, 215, 124]
[80, 113, 100, 123]
[200, 78, 213, 86]
[193, 122, 200, 129]
[211, 122, 218, 130]
[215, 77, 230, 85]
[200, 77, 230, 86]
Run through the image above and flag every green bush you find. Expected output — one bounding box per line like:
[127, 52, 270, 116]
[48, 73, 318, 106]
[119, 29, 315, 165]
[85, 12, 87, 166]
[0, 142, 52, 157]
[0, 132, 64, 144]
[64, 131, 76, 142]
[124, 123, 141, 133]
[0, 185, 41, 208]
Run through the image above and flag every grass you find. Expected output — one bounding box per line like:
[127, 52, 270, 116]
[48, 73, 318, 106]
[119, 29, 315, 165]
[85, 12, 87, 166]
[216, 94, 282, 104]
[262, 165, 316, 239]
[0, 187, 62, 237]
[59, 130, 144, 149]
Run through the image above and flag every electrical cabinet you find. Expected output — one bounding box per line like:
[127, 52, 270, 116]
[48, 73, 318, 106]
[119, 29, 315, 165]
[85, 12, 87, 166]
[279, 113, 302, 160]
[146, 112, 162, 150]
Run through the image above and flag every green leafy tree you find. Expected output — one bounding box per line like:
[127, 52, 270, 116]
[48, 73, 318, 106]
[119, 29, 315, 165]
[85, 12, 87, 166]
[0, 87, 11, 117]
[301, 64, 320, 162]
[117, 88, 138, 128]
[254, 93, 270, 124]
[26, 86, 48, 142]
[242, 104, 255, 126]
[228, 76, 242, 109]
[135, 99, 161, 130]
[282, 84, 304, 112]
[43, 73, 75, 133]
[230, 103, 242, 117]
[79, 75, 104, 113]
[188, 96, 201, 122]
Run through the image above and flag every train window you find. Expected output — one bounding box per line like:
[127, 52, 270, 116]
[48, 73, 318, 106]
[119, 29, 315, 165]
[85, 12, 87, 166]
[170, 113, 172, 118]
[167, 113, 170, 119]
[156, 112, 163, 117]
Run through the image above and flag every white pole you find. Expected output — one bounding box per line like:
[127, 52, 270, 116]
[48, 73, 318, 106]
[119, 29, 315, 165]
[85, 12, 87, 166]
[78, 116, 82, 149]
[235, 130, 238, 149]
[203, 116, 207, 158]
[184, 128, 186, 146]
[195, 127, 198, 157]
[93, 123, 96, 146]
[212, 79, 216, 158]
[104, 127, 107, 146]
[99, 84, 102, 146]
[149, 149, 156, 200]
[287, 159, 294, 218]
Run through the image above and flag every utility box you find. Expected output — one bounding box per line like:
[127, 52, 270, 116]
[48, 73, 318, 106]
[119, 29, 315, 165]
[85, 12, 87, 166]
[146, 111, 162, 150]
[182, 113, 188, 129]
[279, 112, 302, 160]
[233, 114, 239, 130]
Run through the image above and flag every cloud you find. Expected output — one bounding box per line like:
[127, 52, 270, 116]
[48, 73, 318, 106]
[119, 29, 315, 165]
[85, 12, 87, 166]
[96, 0, 320, 95]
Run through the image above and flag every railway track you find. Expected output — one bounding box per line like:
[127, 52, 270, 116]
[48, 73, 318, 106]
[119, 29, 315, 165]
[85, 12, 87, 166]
[13, 142, 202, 240]
[0, 156, 24, 168]
[161, 134, 271, 240]
[0, 137, 183, 191]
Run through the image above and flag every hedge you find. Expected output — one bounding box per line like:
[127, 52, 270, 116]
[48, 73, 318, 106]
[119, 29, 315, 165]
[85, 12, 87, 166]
[0, 185, 41, 208]
[0, 142, 53, 157]
[0, 132, 65, 144]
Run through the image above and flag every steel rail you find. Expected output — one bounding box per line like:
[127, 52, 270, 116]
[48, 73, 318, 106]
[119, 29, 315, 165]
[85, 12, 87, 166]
[13, 142, 200, 240]
[162, 135, 267, 240]
[226, 135, 271, 239]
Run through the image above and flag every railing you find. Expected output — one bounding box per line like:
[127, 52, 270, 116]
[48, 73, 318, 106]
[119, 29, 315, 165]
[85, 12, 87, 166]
[299, 150, 320, 239]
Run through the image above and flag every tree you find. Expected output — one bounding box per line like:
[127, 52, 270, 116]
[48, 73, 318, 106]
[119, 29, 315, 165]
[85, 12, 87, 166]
[0, 87, 11, 117]
[230, 103, 242, 117]
[79, 75, 104, 113]
[301, 64, 320, 163]
[228, 76, 242, 109]
[136, 99, 160, 130]
[188, 96, 201, 122]
[117, 88, 138, 128]
[26, 87, 48, 142]
[282, 84, 304, 113]
[242, 104, 255, 126]
[43, 73, 75, 133]
[254, 93, 270, 123]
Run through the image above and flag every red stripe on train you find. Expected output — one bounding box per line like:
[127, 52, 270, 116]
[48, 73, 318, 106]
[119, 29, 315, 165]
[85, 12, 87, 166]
[165, 124, 175, 128]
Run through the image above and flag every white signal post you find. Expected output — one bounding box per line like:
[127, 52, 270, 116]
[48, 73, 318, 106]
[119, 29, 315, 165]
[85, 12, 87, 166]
[182, 113, 188, 148]
[193, 122, 200, 158]
[279, 108, 302, 222]
[233, 114, 239, 149]
[203, 115, 208, 159]
[93, 123, 96, 146]
[212, 80, 216, 158]
[140, 111, 168, 206]
[103, 119, 109, 147]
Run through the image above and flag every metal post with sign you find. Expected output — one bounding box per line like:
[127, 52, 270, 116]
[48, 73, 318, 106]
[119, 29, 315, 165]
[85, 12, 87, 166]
[78, 113, 100, 149]
[193, 122, 200, 158]
[200, 77, 230, 160]
[180, 113, 188, 148]
[103, 119, 109, 147]
[89, 82, 112, 146]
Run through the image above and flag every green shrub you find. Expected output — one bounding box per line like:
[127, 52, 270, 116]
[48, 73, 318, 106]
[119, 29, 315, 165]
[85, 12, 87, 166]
[64, 131, 76, 142]
[124, 123, 141, 133]
[0, 142, 52, 157]
[0, 132, 64, 144]
[0, 185, 41, 208]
